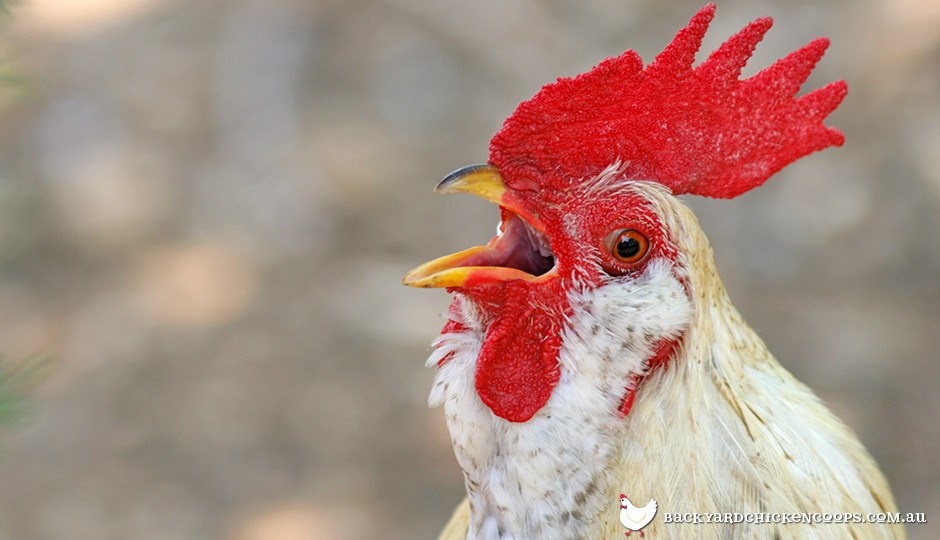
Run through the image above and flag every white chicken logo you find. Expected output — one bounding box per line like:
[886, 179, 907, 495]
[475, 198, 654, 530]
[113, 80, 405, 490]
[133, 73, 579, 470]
[619, 494, 657, 536]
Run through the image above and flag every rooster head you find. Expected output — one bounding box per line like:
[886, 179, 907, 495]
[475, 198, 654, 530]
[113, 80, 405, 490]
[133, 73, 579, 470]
[403, 3, 846, 424]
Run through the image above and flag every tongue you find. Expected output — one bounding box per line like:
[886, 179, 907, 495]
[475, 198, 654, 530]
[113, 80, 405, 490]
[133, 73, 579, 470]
[474, 282, 564, 422]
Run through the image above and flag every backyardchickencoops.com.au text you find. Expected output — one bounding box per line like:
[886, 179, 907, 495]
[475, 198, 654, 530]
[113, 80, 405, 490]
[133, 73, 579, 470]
[662, 512, 927, 525]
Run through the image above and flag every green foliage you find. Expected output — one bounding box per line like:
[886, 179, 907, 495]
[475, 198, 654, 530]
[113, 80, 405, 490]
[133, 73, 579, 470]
[0, 356, 50, 424]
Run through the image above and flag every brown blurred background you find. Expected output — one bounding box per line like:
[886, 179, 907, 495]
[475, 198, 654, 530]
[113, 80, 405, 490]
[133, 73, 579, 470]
[0, 0, 936, 539]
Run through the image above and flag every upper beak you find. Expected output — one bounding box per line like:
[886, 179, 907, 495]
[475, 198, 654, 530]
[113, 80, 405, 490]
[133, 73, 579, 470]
[402, 164, 554, 288]
[433, 164, 509, 201]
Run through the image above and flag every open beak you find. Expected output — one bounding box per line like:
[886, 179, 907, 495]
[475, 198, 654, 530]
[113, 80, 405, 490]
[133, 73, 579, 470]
[402, 164, 556, 288]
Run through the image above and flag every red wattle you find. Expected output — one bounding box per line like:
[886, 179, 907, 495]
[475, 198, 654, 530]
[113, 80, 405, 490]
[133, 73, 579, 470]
[474, 283, 564, 422]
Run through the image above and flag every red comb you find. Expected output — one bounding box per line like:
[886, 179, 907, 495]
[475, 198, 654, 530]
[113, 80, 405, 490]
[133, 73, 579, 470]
[488, 3, 847, 199]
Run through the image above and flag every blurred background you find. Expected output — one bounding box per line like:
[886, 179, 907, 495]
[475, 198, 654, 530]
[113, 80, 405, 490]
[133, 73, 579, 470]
[0, 0, 936, 538]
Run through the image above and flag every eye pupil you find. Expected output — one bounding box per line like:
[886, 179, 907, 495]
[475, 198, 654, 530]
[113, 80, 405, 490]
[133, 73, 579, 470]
[606, 228, 650, 266]
[616, 237, 640, 259]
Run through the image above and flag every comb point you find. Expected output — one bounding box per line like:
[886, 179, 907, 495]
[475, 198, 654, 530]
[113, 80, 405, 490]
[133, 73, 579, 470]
[751, 37, 831, 98]
[798, 79, 848, 121]
[697, 16, 773, 83]
[649, 3, 716, 77]
[488, 5, 847, 200]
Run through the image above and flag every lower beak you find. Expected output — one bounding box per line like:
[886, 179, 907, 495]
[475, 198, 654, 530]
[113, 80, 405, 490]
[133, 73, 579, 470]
[402, 246, 538, 288]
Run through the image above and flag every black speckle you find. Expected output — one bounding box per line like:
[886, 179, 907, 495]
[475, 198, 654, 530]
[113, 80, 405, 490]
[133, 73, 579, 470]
[573, 478, 597, 506]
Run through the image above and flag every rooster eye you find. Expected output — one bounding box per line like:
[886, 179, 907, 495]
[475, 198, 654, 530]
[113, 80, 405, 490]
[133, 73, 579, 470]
[608, 229, 650, 264]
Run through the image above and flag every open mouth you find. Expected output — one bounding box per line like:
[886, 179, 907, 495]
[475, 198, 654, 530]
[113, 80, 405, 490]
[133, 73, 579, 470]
[402, 210, 557, 289]
[402, 163, 558, 289]
[475, 213, 556, 276]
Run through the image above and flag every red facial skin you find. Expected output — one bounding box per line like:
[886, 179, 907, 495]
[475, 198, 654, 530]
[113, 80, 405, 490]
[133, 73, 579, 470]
[432, 2, 846, 422]
[442, 188, 683, 422]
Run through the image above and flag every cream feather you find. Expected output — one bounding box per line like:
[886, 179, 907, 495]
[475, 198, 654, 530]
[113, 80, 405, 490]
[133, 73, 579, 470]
[431, 182, 904, 539]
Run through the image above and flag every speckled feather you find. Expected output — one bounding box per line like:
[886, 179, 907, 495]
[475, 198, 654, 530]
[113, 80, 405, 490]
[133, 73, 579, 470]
[424, 4, 902, 539]
[434, 183, 904, 539]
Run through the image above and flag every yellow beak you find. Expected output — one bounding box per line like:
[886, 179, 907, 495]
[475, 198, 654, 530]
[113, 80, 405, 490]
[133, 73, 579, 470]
[433, 163, 508, 201]
[402, 164, 552, 289]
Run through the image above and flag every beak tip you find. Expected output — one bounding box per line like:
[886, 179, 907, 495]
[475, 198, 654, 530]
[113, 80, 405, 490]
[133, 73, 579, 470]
[401, 272, 419, 287]
[402, 268, 434, 288]
[432, 176, 453, 194]
[435, 164, 503, 196]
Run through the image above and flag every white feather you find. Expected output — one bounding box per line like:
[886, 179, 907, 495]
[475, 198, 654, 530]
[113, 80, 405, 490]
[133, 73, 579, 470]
[432, 181, 905, 540]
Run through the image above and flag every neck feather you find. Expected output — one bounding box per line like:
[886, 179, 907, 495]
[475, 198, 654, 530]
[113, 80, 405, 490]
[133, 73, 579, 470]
[428, 257, 692, 538]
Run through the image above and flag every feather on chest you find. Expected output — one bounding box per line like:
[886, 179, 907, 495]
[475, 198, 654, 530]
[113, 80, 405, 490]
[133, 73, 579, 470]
[427, 263, 691, 539]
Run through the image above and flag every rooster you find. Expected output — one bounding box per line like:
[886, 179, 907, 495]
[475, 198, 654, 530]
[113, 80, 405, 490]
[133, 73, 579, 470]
[404, 4, 904, 539]
[619, 494, 656, 536]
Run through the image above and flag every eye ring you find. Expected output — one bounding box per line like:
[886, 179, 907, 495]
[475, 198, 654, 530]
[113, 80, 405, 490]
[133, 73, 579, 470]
[607, 229, 650, 264]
